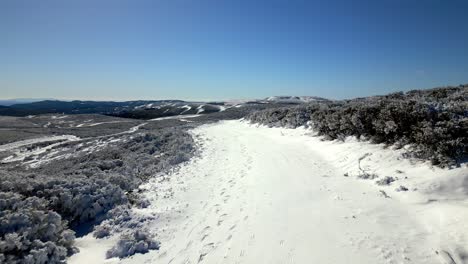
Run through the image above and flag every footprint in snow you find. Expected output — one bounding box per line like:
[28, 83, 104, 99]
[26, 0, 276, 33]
[248, 234, 255, 245]
[200, 226, 211, 235]
[184, 240, 193, 251]
[198, 243, 216, 263]
[218, 214, 228, 226]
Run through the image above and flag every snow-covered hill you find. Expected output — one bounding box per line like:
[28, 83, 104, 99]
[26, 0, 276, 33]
[0, 100, 230, 119]
[264, 95, 329, 103]
[0, 96, 329, 118]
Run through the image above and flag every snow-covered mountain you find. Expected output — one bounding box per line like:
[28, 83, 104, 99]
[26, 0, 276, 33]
[0, 100, 227, 118]
[0, 96, 329, 118]
[0, 98, 55, 106]
[263, 95, 329, 104]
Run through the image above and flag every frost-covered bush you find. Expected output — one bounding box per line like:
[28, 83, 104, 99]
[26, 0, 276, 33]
[376, 176, 396, 186]
[106, 230, 159, 259]
[92, 205, 155, 239]
[0, 172, 127, 228]
[248, 85, 468, 167]
[35, 128, 195, 182]
[357, 172, 379, 180]
[0, 126, 195, 262]
[0, 192, 76, 264]
[395, 185, 409, 192]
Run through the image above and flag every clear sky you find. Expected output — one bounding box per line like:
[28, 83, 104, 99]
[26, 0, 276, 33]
[1, 0, 468, 101]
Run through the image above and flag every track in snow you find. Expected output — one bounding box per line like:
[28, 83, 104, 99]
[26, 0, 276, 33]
[118, 120, 462, 264]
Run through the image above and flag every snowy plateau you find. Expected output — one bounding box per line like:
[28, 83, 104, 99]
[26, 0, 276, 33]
[1, 86, 467, 264]
[69, 120, 468, 264]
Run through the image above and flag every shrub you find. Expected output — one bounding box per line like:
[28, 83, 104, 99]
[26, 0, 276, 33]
[376, 176, 396, 186]
[0, 192, 76, 264]
[0, 126, 196, 262]
[105, 230, 159, 259]
[0, 172, 127, 228]
[248, 85, 468, 167]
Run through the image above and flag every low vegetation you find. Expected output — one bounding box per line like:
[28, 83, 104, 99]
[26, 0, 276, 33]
[248, 85, 467, 166]
[0, 127, 195, 263]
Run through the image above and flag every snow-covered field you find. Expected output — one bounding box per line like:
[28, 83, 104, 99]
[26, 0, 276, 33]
[0, 135, 79, 152]
[70, 120, 468, 264]
[0, 122, 148, 168]
[149, 114, 201, 121]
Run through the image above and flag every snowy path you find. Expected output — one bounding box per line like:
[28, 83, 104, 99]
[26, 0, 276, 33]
[115, 120, 468, 264]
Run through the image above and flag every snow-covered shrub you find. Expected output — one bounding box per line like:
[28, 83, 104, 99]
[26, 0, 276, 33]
[0, 172, 128, 228]
[0, 192, 76, 263]
[106, 230, 159, 259]
[93, 225, 111, 239]
[357, 173, 379, 180]
[92, 205, 155, 239]
[248, 85, 468, 167]
[0, 126, 195, 261]
[395, 185, 409, 192]
[376, 176, 396, 186]
[35, 128, 195, 182]
[0, 172, 131, 262]
[134, 198, 151, 209]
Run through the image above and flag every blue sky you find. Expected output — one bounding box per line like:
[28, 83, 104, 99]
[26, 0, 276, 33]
[1, 0, 468, 101]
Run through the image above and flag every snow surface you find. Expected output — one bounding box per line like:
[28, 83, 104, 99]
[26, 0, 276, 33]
[149, 114, 201, 121]
[76, 121, 132, 128]
[68, 234, 119, 264]
[217, 105, 227, 112]
[70, 120, 468, 264]
[179, 105, 192, 114]
[0, 135, 79, 152]
[196, 105, 206, 114]
[0, 123, 146, 166]
[51, 115, 69, 119]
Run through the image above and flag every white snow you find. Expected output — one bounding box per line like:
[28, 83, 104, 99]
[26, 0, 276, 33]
[0, 123, 146, 166]
[217, 105, 227, 111]
[70, 120, 468, 264]
[134, 103, 160, 110]
[100, 123, 147, 136]
[265, 96, 328, 103]
[223, 99, 255, 106]
[149, 114, 201, 121]
[76, 121, 131, 128]
[68, 234, 120, 264]
[179, 105, 192, 114]
[0, 135, 80, 165]
[197, 105, 206, 114]
[51, 115, 68, 119]
[0, 135, 79, 152]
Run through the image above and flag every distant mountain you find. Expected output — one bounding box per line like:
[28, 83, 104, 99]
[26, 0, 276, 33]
[0, 98, 54, 106]
[0, 100, 227, 118]
[263, 96, 329, 104]
[111, 102, 226, 119]
[0, 96, 330, 118]
[10, 100, 182, 113]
